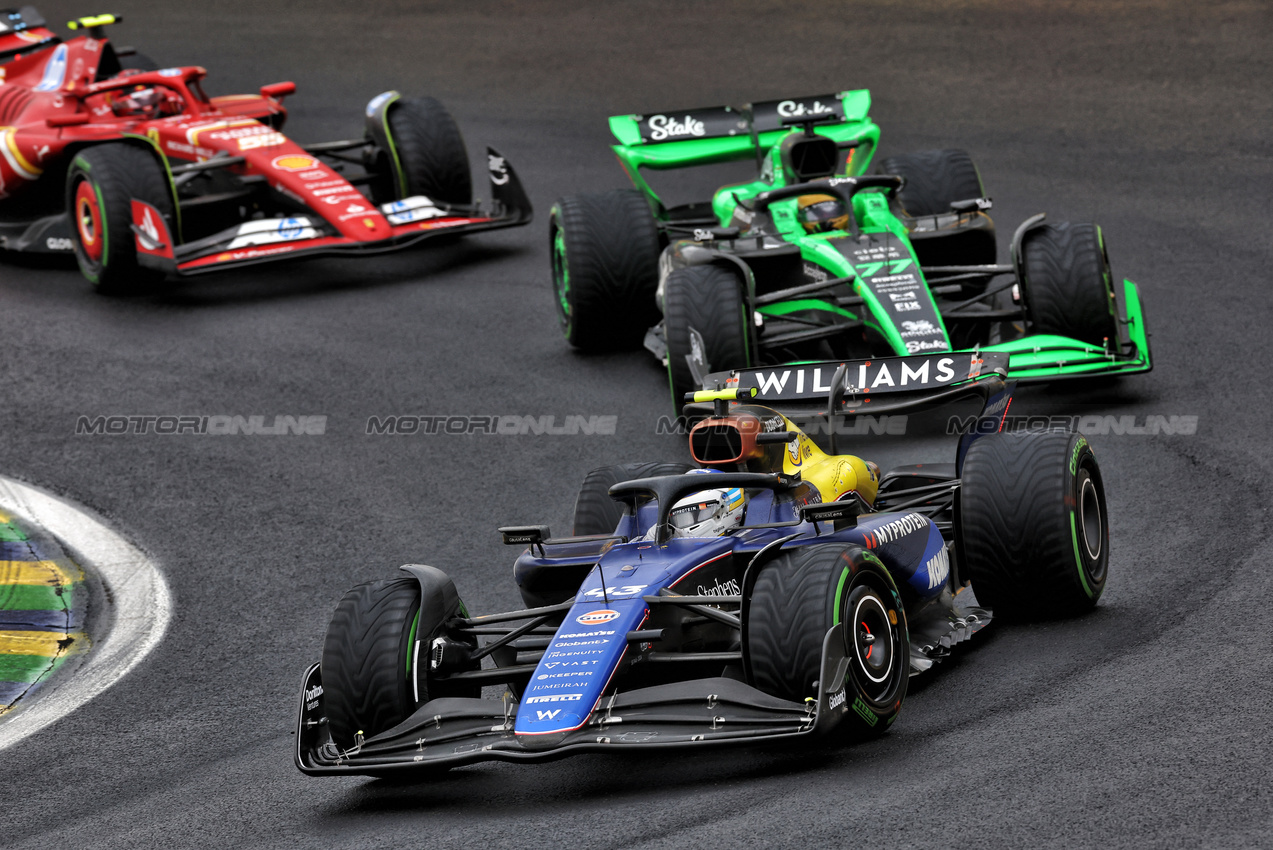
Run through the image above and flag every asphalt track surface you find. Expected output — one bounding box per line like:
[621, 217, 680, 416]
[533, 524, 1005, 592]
[2, 2, 1271, 847]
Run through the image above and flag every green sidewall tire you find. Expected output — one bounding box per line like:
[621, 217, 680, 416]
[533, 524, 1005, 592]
[321, 578, 421, 749]
[1021, 222, 1119, 347]
[550, 189, 661, 352]
[745, 543, 908, 737]
[66, 143, 174, 294]
[386, 96, 472, 205]
[959, 430, 1109, 619]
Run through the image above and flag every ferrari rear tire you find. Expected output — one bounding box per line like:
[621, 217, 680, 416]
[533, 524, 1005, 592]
[1021, 222, 1119, 347]
[959, 430, 1108, 619]
[573, 461, 696, 536]
[550, 189, 662, 352]
[320, 576, 473, 749]
[663, 263, 751, 410]
[746, 543, 907, 736]
[66, 143, 174, 294]
[386, 96, 472, 205]
[878, 148, 986, 217]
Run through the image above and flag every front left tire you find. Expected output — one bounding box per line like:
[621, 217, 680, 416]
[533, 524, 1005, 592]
[66, 143, 175, 294]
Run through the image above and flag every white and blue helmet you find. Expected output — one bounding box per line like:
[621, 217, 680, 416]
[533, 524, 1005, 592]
[666, 469, 747, 539]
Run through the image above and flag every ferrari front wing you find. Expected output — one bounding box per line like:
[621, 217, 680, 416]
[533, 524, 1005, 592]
[134, 146, 532, 277]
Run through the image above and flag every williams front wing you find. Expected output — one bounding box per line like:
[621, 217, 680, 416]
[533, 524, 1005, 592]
[296, 625, 851, 775]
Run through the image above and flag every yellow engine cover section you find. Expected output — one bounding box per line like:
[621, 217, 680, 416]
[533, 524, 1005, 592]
[778, 416, 880, 505]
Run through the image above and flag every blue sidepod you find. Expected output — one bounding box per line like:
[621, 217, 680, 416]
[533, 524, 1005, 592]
[844, 512, 949, 600]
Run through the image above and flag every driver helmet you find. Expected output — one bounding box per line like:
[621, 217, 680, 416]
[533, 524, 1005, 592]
[666, 469, 747, 539]
[797, 193, 849, 234]
[112, 86, 162, 118]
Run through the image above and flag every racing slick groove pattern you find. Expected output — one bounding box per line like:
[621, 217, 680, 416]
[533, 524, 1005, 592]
[321, 577, 420, 749]
[959, 430, 1106, 618]
[1022, 222, 1118, 347]
[552, 189, 662, 351]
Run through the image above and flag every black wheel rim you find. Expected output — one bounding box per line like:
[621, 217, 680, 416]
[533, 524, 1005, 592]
[1077, 466, 1107, 590]
[848, 589, 896, 701]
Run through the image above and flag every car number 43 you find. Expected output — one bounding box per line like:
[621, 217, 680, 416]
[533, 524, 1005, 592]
[583, 585, 647, 598]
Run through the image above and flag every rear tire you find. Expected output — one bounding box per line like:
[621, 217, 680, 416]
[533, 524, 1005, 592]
[573, 461, 696, 536]
[663, 263, 751, 409]
[550, 190, 662, 352]
[385, 97, 472, 205]
[321, 575, 470, 749]
[959, 430, 1108, 619]
[746, 543, 907, 736]
[878, 148, 986, 217]
[66, 143, 175, 294]
[1021, 222, 1119, 347]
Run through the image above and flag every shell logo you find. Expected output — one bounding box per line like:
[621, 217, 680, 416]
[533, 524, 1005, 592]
[575, 609, 619, 626]
[271, 154, 319, 172]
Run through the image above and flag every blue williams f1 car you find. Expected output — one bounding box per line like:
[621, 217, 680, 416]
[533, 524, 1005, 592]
[296, 352, 1110, 775]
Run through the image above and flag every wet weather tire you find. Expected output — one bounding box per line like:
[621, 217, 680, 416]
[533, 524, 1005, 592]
[321, 577, 459, 749]
[66, 143, 175, 294]
[386, 96, 472, 205]
[960, 430, 1108, 619]
[1021, 222, 1119, 347]
[573, 461, 696, 536]
[550, 190, 662, 352]
[745, 543, 907, 736]
[878, 148, 985, 217]
[663, 263, 751, 410]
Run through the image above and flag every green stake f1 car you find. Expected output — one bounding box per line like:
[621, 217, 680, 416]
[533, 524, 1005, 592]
[549, 91, 1151, 406]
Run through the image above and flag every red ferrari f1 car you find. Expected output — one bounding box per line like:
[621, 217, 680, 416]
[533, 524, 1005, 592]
[0, 8, 532, 292]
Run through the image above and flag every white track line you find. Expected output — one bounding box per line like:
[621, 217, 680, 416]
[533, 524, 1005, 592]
[0, 474, 171, 753]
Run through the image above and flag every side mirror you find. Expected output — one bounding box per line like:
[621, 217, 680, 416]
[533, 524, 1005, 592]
[799, 500, 860, 528]
[498, 525, 550, 546]
[259, 81, 296, 100]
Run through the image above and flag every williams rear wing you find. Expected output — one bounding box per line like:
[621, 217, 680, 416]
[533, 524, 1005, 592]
[690, 350, 1015, 464]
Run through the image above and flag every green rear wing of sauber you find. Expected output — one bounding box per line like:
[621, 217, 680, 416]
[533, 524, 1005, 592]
[608, 90, 881, 217]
